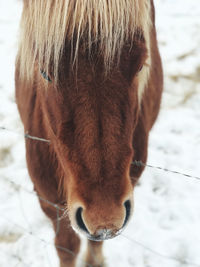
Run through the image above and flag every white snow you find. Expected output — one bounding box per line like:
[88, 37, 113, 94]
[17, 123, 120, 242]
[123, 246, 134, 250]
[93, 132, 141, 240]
[0, 0, 200, 266]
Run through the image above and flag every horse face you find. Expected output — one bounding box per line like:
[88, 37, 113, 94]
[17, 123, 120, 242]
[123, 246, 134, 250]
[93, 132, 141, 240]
[54, 78, 136, 240]
[40, 38, 147, 240]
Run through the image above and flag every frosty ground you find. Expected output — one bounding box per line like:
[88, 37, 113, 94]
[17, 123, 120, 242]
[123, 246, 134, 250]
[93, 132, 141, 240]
[0, 0, 200, 266]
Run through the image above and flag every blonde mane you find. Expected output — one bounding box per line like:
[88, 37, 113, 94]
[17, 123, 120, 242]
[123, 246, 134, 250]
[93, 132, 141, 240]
[18, 0, 151, 82]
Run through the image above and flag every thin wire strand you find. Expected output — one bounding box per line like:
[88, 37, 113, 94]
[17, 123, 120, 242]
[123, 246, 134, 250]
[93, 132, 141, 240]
[0, 126, 50, 143]
[132, 160, 200, 181]
[1, 175, 68, 236]
[0, 178, 93, 266]
[17, 190, 33, 231]
[1, 176, 65, 212]
[0, 250, 30, 267]
[1, 217, 93, 267]
[24, 133, 50, 143]
[1, 125, 200, 182]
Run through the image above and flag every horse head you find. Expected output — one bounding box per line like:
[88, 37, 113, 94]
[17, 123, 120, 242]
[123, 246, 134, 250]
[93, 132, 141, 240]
[38, 36, 148, 241]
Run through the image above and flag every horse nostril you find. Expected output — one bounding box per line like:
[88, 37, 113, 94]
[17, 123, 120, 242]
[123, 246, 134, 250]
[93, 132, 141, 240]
[75, 207, 89, 234]
[123, 200, 131, 227]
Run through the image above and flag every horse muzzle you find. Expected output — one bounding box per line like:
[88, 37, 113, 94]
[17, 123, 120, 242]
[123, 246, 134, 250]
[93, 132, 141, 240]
[72, 200, 132, 241]
[86, 228, 123, 242]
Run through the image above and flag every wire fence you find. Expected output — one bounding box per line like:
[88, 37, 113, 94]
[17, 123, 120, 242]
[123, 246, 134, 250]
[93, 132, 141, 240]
[1, 125, 200, 182]
[1, 216, 92, 267]
[1, 125, 200, 267]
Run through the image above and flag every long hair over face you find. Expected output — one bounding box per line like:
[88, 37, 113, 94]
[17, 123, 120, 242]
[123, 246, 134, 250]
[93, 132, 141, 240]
[17, 0, 151, 82]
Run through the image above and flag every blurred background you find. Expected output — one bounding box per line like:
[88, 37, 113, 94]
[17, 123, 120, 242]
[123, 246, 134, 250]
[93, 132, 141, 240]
[0, 0, 200, 266]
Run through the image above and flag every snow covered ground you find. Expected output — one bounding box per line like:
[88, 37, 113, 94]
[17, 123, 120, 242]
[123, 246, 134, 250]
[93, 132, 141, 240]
[0, 0, 200, 266]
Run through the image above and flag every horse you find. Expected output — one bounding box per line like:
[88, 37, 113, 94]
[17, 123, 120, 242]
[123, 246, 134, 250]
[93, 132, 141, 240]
[15, 0, 163, 266]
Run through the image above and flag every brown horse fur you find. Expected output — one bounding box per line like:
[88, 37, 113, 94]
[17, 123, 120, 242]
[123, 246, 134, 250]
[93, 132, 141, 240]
[15, 0, 163, 266]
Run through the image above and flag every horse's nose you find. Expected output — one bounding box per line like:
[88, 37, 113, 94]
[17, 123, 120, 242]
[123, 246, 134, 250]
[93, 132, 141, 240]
[75, 207, 89, 234]
[123, 200, 131, 227]
[75, 200, 131, 241]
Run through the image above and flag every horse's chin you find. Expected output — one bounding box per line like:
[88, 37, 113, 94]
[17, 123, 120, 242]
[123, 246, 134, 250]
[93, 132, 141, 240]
[71, 224, 124, 241]
[86, 228, 123, 242]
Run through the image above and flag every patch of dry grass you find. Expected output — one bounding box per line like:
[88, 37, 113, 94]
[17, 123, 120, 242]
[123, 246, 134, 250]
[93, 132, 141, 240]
[0, 147, 12, 167]
[170, 66, 200, 83]
[0, 232, 22, 243]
